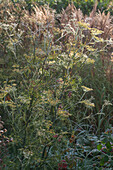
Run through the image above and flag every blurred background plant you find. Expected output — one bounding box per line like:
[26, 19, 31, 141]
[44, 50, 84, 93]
[21, 0, 113, 15]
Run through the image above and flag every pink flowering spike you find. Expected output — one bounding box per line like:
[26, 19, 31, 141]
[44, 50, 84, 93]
[62, 160, 66, 162]
[53, 134, 58, 138]
[58, 138, 61, 142]
[68, 91, 72, 98]
[58, 160, 67, 170]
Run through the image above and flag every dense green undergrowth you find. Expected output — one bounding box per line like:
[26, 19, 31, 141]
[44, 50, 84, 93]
[0, 0, 113, 169]
[14, 0, 113, 15]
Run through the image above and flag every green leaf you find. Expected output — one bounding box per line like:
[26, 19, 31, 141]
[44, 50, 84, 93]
[110, 160, 113, 166]
[97, 144, 102, 151]
[100, 156, 109, 166]
[106, 141, 112, 150]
